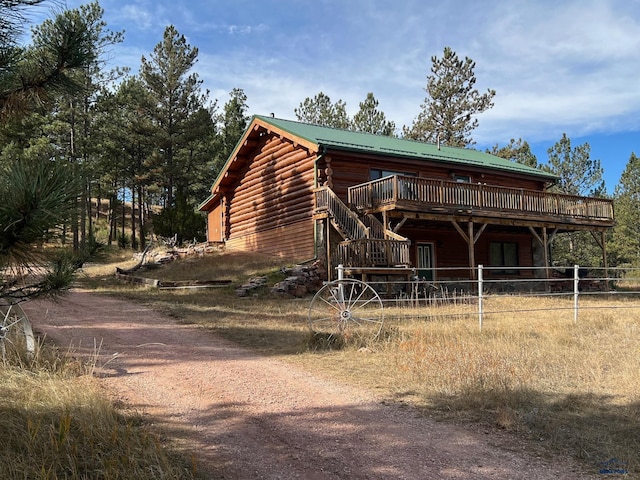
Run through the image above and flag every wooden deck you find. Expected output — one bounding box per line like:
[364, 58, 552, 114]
[348, 175, 615, 229]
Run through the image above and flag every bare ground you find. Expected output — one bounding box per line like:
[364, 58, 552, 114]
[23, 290, 597, 479]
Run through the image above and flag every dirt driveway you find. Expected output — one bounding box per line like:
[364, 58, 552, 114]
[23, 290, 595, 479]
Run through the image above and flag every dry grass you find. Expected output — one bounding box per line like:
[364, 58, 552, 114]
[80, 250, 640, 475]
[0, 347, 198, 479]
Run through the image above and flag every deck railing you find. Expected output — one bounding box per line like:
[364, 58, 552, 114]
[337, 238, 411, 267]
[315, 186, 369, 240]
[348, 176, 615, 222]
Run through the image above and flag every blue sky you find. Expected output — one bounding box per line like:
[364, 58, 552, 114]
[32, 0, 640, 192]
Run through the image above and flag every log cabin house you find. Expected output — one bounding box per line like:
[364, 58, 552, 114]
[199, 115, 615, 287]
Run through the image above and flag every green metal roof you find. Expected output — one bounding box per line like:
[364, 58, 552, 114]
[255, 115, 557, 181]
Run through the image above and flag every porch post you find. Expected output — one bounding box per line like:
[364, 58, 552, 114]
[528, 226, 551, 291]
[468, 221, 476, 280]
[602, 230, 609, 290]
[543, 227, 550, 290]
[326, 217, 332, 281]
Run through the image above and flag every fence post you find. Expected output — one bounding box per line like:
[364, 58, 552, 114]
[478, 264, 484, 332]
[574, 264, 579, 323]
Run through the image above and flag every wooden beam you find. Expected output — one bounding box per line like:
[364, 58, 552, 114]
[528, 226, 544, 246]
[451, 220, 476, 280]
[473, 223, 488, 244]
[529, 226, 551, 288]
[468, 221, 476, 280]
[451, 220, 469, 243]
[381, 208, 614, 231]
[392, 217, 408, 233]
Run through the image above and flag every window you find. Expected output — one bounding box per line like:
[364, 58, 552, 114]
[453, 174, 471, 183]
[489, 242, 519, 274]
[369, 169, 417, 201]
[370, 169, 415, 180]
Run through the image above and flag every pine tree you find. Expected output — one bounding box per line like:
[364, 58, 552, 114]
[406, 47, 495, 147]
[140, 25, 216, 242]
[545, 133, 605, 196]
[0, 0, 96, 118]
[294, 92, 350, 129]
[140, 25, 209, 208]
[219, 87, 249, 163]
[0, 1, 95, 302]
[610, 153, 640, 266]
[544, 134, 606, 266]
[488, 138, 538, 168]
[352, 92, 396, 136]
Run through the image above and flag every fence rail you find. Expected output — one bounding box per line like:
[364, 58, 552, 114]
[335, 264, 640, 331]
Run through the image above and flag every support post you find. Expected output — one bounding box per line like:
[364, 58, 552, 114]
[574, 264, 579, 324]
[478, 264, 484, 332]
[468, 221, 475, 280]
[602, 231, 610, 290]
[326, 218, 332, 281]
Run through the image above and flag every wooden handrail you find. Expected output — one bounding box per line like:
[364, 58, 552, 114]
[348, 176, 615, 221]
[337, 238, 411, 267]
[315, 186, 369, 240]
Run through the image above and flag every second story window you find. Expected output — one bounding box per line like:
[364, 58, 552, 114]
[453, 174, 471, 183]
[370, 169, 415, 180]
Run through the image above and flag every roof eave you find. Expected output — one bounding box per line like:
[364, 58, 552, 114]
[319, 143, 559, 183]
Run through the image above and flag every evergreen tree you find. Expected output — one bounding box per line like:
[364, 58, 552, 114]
[140, 25, 209, 208]
[294, 91, 350, 129]
[544, 134, 606, 266]
[95, 76, 155, 248]
[406, 46, 495, 147]
[38, 2, 124, 249]
[545, 133, 605, 196]
[140, 25, 216, 242]
[352, 92, 396, 136]
[219, 87, 248, 164]
[488, 138, 538, 168]
[0, 1, 96, 302]
[610, 153, 640, 266]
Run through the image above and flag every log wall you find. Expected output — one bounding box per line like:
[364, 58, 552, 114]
[224, 134, 317, 259]
[225, 221, 315, 260]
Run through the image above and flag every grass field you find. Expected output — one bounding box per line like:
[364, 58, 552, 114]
[84, 249, 640, 475]
[5, 247, 638, 477]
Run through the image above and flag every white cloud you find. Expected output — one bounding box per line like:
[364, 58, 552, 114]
[89, 0, 640, 150]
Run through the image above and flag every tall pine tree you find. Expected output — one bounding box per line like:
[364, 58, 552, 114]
[406, 46, 495, 147]
[611, 152, 640, 266]
[140, 25, 215, 242]
[352, 92, 395, 136]
[294, 92, 350, 129]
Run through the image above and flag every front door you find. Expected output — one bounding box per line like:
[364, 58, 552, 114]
[417, 243, 434, 281]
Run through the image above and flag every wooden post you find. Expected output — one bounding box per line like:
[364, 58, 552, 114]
[543, 227, 550, 291]
[602, 231, 609, 290]
[468, 221, 476, 280]
[326, 217, 332, 281]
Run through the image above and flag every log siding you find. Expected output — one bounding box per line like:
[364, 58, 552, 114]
[224, 134, 317, 260]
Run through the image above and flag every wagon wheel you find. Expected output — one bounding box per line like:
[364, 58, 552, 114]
[308, 279, 384, 344]
[0, 300, 36, 364]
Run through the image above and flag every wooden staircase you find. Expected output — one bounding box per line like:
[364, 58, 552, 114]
[314, 186, 411, 267]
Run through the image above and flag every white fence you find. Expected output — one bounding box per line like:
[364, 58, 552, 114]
[335, 264, 640, 331]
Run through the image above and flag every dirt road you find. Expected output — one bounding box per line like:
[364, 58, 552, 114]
[23, 290, 595, 479]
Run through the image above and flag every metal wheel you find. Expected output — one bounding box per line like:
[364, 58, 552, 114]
[0, 300, 35, 364]
[308, 279, 384, 343]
